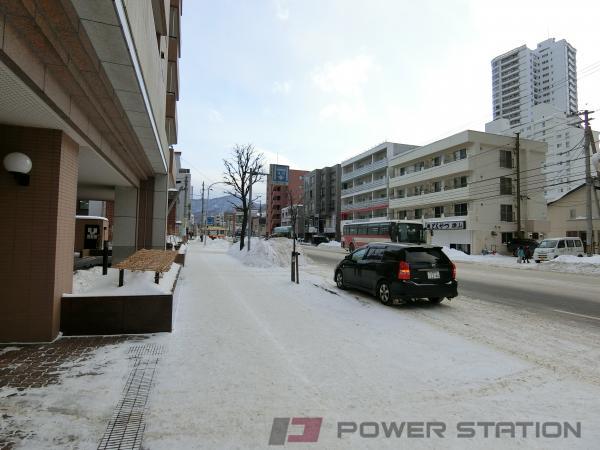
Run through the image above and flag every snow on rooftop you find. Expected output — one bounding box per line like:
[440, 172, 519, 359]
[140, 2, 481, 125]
[75, 215, 108, 221]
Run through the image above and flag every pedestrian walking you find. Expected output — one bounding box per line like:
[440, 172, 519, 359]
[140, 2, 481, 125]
[517, 246, 525, 263]
[524, 246, 531, 263]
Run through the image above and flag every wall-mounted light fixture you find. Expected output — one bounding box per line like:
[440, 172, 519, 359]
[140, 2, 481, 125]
[3, 152, 32, 186]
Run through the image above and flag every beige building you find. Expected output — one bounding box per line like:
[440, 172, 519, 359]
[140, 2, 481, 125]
[0, 1, 183, 342]
[547, 183, 600, 252]
[388, 130, 549, 255]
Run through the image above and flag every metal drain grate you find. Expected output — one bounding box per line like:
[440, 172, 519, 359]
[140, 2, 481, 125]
[127, 343, 166, 358]
[97, 345, 163, 450]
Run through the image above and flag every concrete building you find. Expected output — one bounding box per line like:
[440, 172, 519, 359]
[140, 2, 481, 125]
[388, 130, 549, 255]
[340, 142, 416, 224]
[0, 0, 183, 342]
[303, 165, 341, 241]
[281, 204, 305, 237]
[486, 104, 598, 202]
[266, 165, 308, 234]
[492, 38, 577, 127]
[547, 182, 600, 252]
[173, 152, 192, 238]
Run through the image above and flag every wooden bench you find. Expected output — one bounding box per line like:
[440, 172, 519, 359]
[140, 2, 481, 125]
[114, 249, 177, 287]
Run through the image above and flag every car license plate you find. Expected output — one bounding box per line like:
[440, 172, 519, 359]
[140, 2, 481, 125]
[427, 271, 440, 280]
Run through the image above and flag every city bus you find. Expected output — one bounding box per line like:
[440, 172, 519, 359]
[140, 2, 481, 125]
[206, 226, 227, 240]
[341, 220, 426, 252]
[271, 225, 293, 238]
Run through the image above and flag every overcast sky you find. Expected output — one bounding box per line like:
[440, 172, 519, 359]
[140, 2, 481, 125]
[176, 0, 600, 198]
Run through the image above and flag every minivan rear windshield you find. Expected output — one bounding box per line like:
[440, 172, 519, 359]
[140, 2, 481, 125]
[538, 240, 557, 248]
[405, 248, 447, 264]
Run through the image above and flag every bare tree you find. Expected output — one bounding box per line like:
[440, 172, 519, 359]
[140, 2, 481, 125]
[223, 144, 265, 250]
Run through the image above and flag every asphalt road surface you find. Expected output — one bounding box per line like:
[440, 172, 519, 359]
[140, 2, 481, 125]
[301, 245, 600, 326]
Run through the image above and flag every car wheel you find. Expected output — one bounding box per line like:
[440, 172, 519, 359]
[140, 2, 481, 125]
[349, 243, 355, 252]
[377, 281, 392, 306]
[428, 297, 444, 304]
[335, 270, 346, 289]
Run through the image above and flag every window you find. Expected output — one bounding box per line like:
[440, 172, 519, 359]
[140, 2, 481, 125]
[566, 240, 574, 248]
[569, 209, 576, 219]
[434, 206, 444, 218]
[351, 248, 367, 261]
[348, 226, 357, 235]
[396, 210, 407, 220]
[357, 225, 368, 235]
[557, 240, 565, 248]
[453, 148, 467, 161]
[368, 224, 380, 235]
[432, 156, 441, 167]
[501, 232, 513, 244]
[500, 150, 513, 168]
[500, 204, 513, 222]
[400, 167, 406, 176]
[500, 177, 512, 195]
[366, 248, 385, 260]
[454, 176, 467, 188]
[454, 203, 467, 216]
[414, 209, 422, 219]
[433, 181, 441, 192]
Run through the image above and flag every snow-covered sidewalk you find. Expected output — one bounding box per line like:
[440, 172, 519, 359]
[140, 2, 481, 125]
[141, 240, 600, 449]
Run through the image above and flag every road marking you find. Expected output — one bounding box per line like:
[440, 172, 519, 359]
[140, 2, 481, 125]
[553, 309, 600, 321]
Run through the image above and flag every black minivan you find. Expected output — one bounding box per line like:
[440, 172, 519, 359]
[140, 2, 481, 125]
[334, 242, 457, 305]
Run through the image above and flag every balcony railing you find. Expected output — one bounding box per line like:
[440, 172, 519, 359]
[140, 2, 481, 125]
[341, 158, 387, 182]
[341, 177, 387, 197]
[341, 197, 388, 211]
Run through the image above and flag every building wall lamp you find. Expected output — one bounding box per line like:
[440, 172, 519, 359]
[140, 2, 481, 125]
[3, 152, 32, 186]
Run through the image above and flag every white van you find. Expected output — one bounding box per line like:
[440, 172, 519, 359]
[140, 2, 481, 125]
[533, 237, 585, 262]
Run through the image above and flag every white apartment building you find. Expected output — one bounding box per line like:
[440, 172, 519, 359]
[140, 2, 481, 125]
[340, 142, 416, 224]
[486, 104, 598, 202]
[492, 38, 577, 127]
[388, 130, 549, 255]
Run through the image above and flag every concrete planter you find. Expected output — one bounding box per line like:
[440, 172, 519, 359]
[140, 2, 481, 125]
[61, 294, 172, 335]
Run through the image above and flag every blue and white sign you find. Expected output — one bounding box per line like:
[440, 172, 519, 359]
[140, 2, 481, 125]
[271, 164, 289, 185]
[207, 216, 215, 225]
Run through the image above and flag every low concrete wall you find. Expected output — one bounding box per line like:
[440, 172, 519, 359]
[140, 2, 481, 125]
[61, 295, 172, 335]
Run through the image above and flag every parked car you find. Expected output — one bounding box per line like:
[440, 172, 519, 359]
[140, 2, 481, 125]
[334, 242, 457, 305]
[533, 237, 585, 262]
[312, 235, 329, 246]
[506, 238, 539, 257]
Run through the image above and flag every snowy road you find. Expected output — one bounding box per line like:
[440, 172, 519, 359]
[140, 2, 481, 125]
[302, 245, 600, 326]
[142, 241, 600, 449]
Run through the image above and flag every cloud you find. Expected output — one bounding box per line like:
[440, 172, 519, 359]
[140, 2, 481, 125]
[273, 0, 289, 20]
[319, 101, 366, 123]
[207, 109, 223, 123]
[272, 80, 292, 95]
[311, 54, 379, 97]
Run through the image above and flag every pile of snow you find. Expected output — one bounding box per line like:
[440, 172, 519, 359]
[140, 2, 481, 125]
[443, 247, 600, 275]
[67, 263, 181, 296]
[178, 243, 187, 254]
[542, 254, 600, 275]
[317, 240, 342, 248]
[228, 237, 310, 268]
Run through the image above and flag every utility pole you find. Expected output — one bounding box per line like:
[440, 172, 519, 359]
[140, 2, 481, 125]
[200, 181, 205, 242]
[583, 110, 594, 255]
[248, 180, 253, 252]
[515, 132, 522, 239]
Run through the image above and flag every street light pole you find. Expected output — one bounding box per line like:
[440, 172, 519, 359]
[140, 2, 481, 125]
[204, 181, 226, 246]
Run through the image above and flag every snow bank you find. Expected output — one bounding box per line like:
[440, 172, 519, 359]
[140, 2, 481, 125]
[67, 263, 181, 296]
[227, 237, 309, 268]
[317, 240, 342, 248]
[443, 247, 600, 275]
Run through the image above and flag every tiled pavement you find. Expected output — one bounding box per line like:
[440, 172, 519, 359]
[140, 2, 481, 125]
[0, 336, 144, 450]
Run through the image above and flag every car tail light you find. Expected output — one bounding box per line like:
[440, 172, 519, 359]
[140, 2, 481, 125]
[451, 262, 456, 279]
[398, 261, 411, 280]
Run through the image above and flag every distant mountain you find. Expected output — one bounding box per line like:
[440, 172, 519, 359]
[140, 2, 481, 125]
[192, 195, 241, 216]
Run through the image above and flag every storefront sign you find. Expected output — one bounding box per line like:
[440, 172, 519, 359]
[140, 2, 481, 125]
[425, 221, 466, 230]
